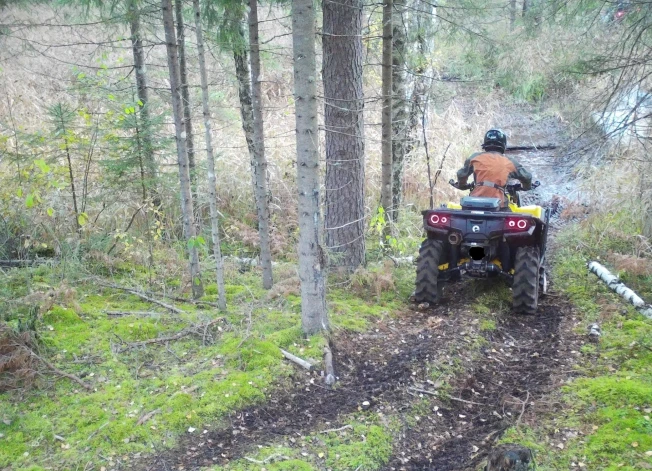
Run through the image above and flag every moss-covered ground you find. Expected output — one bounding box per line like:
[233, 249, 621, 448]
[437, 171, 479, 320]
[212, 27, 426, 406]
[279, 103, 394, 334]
[500, 213, 652, 470]
[0, 260, 415, 471]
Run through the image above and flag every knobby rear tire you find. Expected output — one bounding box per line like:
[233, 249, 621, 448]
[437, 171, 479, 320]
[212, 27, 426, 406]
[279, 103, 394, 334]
[415, 239, 443, 304]
[512, 246, 540, 315]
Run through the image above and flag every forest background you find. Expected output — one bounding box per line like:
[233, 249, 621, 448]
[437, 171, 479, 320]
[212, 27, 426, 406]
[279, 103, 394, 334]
[1, 0, 652, 469]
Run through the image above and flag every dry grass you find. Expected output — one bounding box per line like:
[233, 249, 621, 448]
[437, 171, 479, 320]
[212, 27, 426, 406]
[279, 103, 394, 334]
[0, 323, 39, 392]
[606, 252, 652, 276]
[350, 260, 396, 300]
[18, 283, 81, 316]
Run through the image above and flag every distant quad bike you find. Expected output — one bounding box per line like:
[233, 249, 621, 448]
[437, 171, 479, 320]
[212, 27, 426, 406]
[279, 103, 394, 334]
[414, 179, 550, 314]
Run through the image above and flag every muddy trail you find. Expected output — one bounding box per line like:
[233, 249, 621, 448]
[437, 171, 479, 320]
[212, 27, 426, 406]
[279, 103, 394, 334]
[135, 110, 585, 471]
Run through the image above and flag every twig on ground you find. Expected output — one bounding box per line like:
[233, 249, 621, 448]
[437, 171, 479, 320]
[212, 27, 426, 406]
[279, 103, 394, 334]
[448, 396, 486, 406]
[104, 310, 163, 317]
[408, 386, 438, 396]
[117, 318, 223, 352]
[87, 422, 110, 441]
[28, 349, 92, 390]
[96, 282, 185, 314]
[319, 424, 353, 434]
[280, 348, 313, 370]
[136, 409, 160, 426]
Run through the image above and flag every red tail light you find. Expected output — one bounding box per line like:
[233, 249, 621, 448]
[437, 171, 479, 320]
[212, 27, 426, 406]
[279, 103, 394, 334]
[505, 217, 533, 232]
[427, 212, 450, 227]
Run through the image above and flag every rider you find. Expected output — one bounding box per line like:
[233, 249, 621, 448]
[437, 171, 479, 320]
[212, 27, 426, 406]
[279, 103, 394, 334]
[456, 129, 533, 208]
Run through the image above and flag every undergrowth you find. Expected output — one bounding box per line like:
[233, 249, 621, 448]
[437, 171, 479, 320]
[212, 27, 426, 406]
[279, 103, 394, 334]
[500, 211, 652, 470]
[0, 260, 414, 471]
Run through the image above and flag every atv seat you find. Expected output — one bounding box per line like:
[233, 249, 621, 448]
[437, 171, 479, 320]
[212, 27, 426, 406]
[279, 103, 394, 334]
[460, 196, 502, 211]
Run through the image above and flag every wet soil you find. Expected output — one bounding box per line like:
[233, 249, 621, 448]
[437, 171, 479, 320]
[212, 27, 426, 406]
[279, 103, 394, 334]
[134, 106, 585, 471]
[136, 284, 582, 471]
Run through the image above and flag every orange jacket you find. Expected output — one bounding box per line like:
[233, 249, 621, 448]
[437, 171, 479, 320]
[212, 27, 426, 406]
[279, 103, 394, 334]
[456, 151, 532, 203]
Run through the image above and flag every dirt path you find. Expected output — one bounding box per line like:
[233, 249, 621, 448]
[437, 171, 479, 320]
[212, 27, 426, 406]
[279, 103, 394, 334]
[135, 108, 583, 471]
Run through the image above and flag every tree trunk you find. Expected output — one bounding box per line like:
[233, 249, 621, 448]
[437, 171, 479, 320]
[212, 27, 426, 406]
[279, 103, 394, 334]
[406, 0, 435, 158]
[62, 129, 81, 235]
[510, 0, 517, 30]
[249, 0, 274, 289]
[323, 0, 366, 270]
[174, 0, 197, 211]
[292, 0, 328, 334]
[128, 0, 159, 206]
[391, 0, 407, 221]
[230, 16, 258, 197]
[380, 0, 393, 221]
[162, 0, 204, 299]
[522, 0, 528, 17]
[193, 0, 226, 310]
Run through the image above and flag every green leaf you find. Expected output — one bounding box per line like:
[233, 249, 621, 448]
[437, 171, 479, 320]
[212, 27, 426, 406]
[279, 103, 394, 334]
[77, 72, 86, 79]
[34, 159, 50, 174]
[25, 194, 34, 209]
[16, 188, 23, 198]
[137, 100, 143, 107]
[108, 94, 115, 101]
[78, 212, 88, 226]
[47, 208, 54, 217]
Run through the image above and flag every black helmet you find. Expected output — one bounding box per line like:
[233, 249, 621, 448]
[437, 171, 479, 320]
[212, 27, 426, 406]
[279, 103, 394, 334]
[482, 129, 507, 152]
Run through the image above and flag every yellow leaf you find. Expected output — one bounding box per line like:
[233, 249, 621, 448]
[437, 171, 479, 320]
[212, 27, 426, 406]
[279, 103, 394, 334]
[632, 442, 639, 447]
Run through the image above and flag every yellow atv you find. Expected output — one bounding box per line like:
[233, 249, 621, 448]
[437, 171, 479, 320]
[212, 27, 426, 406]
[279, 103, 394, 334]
[415, 179, 549, 314]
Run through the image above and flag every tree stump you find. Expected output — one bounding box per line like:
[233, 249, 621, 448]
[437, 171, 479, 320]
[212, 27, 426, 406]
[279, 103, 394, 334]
[485, 444, 535, 471]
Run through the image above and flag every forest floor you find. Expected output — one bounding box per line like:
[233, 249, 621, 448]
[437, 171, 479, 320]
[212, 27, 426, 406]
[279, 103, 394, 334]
[133, 107, 594, 471]
[3, 103, 651, 471]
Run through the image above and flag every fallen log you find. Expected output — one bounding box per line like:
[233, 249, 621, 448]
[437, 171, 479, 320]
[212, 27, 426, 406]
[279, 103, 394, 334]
[280, 348, 313, 370]
[588, 261, 652, 319]
[505, 145, 557, 152]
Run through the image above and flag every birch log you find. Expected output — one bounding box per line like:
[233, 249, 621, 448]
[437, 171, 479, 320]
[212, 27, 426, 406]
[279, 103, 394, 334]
[588, 261, 652, 319]
[280, 349, 313, 370]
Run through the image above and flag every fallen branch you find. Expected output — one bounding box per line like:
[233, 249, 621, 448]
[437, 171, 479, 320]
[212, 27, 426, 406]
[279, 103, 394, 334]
[408, 386, 438, 396]
[448, 396, 485, 406]
[87, 421, 109, 441]
[588, 261, 652, 319]
[319, 424, 353, 434]
[29, 350, 92, 391]
[118, 318, 223, 352]
[97, 282, 185, 314]
[280, 348, 313, 370]
[323, 345, 336, 385]
[136, 409, 160, 426]
[104, 310, 163, 317]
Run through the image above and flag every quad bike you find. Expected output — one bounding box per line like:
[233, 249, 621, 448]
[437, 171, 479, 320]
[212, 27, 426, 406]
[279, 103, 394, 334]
[414, 179, 550, 314]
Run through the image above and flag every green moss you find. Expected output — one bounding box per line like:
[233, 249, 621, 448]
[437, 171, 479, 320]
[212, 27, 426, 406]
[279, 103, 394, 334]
[506, 214, 652, 471]
[479, 319, 496, 331]
[43, 305, 82, 325]
[324, 423, 393, 470]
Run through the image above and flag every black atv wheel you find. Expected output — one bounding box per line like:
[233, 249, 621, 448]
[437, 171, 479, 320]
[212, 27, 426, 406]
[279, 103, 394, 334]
[512, 246, 540, 314]
[415, 239, 443, 304]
